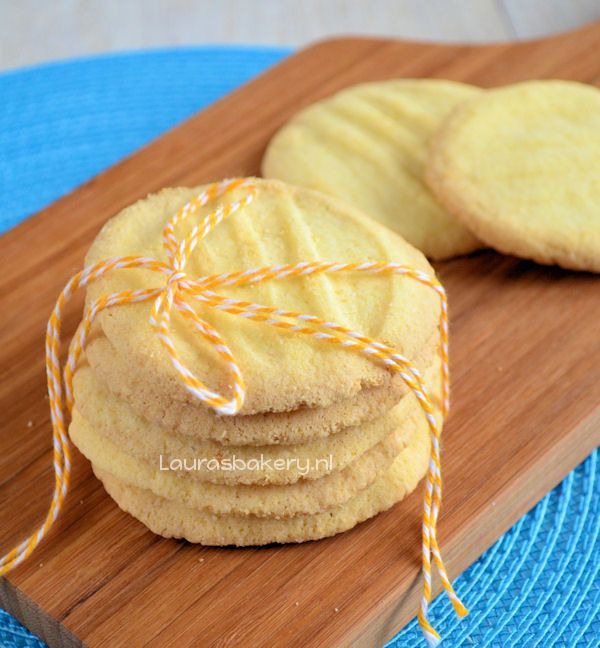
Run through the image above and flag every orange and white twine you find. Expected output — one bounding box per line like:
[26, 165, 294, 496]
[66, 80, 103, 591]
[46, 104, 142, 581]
[1, 178, 467, 645]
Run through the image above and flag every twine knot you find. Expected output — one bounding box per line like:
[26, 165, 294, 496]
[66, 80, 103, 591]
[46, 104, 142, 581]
[0, 178, 467, 645]
[167, 270, 188, 287]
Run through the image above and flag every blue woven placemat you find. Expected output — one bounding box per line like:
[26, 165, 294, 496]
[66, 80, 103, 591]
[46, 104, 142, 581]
[0, 47, 598, 648]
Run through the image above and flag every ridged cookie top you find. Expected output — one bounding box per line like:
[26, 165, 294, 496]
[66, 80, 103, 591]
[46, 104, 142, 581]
[85, 178, 439, 414]
[426, 80, 600, 272]
[262, 79, 482, 260]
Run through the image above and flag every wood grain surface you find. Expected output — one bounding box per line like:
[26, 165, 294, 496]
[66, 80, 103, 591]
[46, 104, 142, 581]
[1, 21, 599, 648]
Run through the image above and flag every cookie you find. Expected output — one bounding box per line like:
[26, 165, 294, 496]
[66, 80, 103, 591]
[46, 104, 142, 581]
[70, 401, 421, 518]
[84, 328, 438, 446]
[262, 80, 482, 260]
[94, 419, 430, 545]
[73, 355, 440, 485]
[426, 80, 600, 272]
[85, 178, 440, 416]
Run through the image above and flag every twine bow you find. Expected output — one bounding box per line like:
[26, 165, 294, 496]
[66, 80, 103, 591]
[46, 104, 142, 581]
[0, 178, 467, 645]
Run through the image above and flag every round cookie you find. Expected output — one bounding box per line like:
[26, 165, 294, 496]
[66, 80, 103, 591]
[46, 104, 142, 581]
[426, 80, 600, 272]
[73, 355, 440, 485]
[262, 80, 482, 260]
[84, 327, 438, 446]
[94, 419, 430, 545]
[85, 178, 440, 416]
[70, 404, 419, 518]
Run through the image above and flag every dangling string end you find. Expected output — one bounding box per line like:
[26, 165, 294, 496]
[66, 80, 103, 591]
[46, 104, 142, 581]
[418, 609, 442, 647]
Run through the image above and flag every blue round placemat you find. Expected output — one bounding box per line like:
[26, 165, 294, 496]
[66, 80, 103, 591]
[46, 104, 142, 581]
[0, 48, 598, 648]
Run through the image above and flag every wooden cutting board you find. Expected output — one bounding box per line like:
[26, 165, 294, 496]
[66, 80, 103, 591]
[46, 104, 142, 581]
[1, 22, 599, 648]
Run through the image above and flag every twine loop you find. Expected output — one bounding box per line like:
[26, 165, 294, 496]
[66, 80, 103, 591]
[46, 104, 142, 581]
[1, 178, 467, 645]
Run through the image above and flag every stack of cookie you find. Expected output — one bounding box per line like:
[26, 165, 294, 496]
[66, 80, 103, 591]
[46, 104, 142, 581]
[69, 178, 443, 545]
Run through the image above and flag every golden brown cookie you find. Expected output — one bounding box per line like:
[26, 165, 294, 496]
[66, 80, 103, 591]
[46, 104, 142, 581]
[85, 178, 441, 416]
[426, 80, 600, 272]
[262, 80, 482, 260]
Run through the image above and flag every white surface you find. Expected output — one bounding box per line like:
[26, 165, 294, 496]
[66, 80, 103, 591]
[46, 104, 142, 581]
[0, 0, 599, 71]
